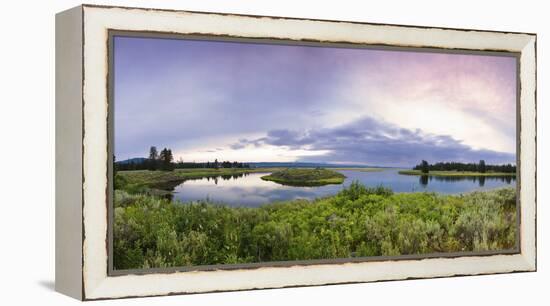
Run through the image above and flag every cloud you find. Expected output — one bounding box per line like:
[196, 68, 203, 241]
[338, 52, 517, 153]
[232, 116, 515, 167]
[113, 36, 517, 162]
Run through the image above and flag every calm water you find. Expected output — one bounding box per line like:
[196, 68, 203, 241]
[172, 169, 516, 207]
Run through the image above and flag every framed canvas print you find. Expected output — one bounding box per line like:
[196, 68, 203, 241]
[55, 4, 537, 300]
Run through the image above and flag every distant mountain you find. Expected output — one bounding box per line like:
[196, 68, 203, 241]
[247, 162, 384, 168]
[115, 157, 148, 164]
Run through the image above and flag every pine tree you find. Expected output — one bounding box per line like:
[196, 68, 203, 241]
[421, 160, 429, 174]
[159, 148, 174, 171]
[479, 160, 486, 173]
[148, 146, 159, 170]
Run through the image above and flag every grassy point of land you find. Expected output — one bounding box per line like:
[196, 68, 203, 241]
[398, 170, 516, 177]
[261, 168, 346, 186]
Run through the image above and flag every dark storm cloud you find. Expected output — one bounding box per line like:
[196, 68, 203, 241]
[234, 117, 515, 167]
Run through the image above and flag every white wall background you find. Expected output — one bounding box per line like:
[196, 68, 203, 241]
[0, 0, 546, 304]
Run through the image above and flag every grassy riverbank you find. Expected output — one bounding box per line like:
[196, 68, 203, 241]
[261, 168, 346, 186]
[113, 183, 517, 270]
[398, 170, 517, 177]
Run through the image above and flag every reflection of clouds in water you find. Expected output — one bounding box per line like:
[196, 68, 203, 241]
[175, 173, 335, 207]
[173, 170, 516, 207]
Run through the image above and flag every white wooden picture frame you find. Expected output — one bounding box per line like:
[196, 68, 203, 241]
[55, 4, 536, 300]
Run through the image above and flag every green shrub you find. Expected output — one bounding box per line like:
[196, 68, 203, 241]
[113, 184, 517, 270]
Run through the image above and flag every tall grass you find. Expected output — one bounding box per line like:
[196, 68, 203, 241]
[113, 182, 516, 270]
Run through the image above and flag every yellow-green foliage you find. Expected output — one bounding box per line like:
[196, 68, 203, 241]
[113, 182, 517, 270]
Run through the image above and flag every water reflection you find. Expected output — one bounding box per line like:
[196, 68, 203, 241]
[418, 175, 514, 187]
[171, 169, 516, 207]
[206, 172, 249, 185]
[419, 175, 429, 186]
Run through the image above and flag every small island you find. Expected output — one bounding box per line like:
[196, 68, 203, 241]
[261, 168, 346, 186]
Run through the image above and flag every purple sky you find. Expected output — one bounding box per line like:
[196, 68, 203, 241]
[114, 36, 517, 167]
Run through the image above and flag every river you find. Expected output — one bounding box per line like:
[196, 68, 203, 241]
[171, 169, 516, 207]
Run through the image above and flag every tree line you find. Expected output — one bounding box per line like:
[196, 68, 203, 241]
[414, 160, 516, 174]
[115, 146, 250, 171]
[174, 160, 250, 169]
